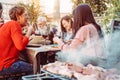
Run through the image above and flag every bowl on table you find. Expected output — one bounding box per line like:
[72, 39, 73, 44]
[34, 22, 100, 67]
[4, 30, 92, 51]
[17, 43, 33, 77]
[29, 35, 51, 45]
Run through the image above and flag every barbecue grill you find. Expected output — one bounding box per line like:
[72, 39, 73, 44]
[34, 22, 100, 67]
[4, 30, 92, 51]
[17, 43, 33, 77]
[22, 69, 76, 80]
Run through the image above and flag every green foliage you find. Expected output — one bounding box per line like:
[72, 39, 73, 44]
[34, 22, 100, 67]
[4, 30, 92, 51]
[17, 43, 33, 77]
[71, 0, 107, 15]
[18, 0, 41, 24]
[71, 0, 120, 34]
[101, 0, 120, 34]
[86, 0, 107, 15]
[71, 0, 83, 9]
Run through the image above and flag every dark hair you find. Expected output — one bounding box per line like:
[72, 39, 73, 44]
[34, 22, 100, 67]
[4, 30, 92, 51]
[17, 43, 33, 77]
[9, 6, 25, 20]
[0, 3, 3, 18]
[0, 3, 2, 10]
[73, 4, 103, 38]
[60, 15, 73, 38]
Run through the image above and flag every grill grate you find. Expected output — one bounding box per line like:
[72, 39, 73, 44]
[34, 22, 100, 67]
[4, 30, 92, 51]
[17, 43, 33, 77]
[22, 69, 76, 80]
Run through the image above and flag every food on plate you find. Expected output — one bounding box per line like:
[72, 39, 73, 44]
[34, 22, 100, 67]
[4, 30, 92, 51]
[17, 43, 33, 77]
[45, 45, 59, 50]
[52, 46, 58, 48]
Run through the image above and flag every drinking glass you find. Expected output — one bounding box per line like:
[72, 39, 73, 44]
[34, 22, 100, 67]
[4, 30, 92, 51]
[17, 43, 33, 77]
[41, 31, 49, 45]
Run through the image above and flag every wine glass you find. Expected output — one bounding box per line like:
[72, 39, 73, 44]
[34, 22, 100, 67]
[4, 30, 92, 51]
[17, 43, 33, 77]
[41, 31, 49, 45]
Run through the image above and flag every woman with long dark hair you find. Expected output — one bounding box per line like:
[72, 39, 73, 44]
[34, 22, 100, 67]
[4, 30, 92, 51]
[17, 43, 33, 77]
[54, 4, 104, 63]
[0, 3, 2, 18]
[72, 4, 103, 38]
[60, 15, 73, 42]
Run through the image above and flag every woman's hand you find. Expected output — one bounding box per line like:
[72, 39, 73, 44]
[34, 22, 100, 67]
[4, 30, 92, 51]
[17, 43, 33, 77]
[53, 36, 65, 49]
[29, 34, 35, 41]
[53, 36, 61, 44]
[25, 26, 33, 37]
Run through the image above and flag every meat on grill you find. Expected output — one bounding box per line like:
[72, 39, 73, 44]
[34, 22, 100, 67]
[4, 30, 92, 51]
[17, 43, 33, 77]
[43, 61, 120, 80]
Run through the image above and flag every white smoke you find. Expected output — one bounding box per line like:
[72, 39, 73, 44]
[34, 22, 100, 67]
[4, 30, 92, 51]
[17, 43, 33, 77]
[105, 31, 120, 69]
[58, 50, 101, 66]
[56, 31, 120, 70]
[56, 42, 101, 66]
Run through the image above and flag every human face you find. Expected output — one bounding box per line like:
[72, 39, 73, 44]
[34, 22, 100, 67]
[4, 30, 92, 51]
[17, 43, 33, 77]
[19, 12, 28, 27]
[62, 19, 71, 30]
[38, 21, 46, 28]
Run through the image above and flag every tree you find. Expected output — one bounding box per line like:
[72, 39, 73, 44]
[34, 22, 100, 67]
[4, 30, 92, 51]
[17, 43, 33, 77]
[105, 0, 120, 19]
[101, 0, 120, 33]
[18, 0, 41, 24]
[71, 0, 83, 9]
[71, 0, 107, 15]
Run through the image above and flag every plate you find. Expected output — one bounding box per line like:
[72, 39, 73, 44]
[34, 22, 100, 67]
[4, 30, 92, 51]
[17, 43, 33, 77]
[45, 45, 59, 50]
[27, 44, 42, 47]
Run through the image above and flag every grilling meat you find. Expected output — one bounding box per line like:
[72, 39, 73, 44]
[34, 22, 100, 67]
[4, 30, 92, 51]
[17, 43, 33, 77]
[43, 61, 120, 80]
[82, 64, 106, 75]
[43, 61, 74, 77]
[67, 63, 84, 73]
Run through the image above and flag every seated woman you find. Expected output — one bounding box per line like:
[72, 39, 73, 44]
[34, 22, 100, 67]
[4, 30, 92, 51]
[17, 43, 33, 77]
[0, 6, 33, 79]
[60, 15, 73, 43]
[53, 4, 104, 66]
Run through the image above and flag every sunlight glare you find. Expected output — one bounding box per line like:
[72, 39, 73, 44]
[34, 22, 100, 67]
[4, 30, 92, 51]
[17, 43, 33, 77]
[40, 0, 55, 14]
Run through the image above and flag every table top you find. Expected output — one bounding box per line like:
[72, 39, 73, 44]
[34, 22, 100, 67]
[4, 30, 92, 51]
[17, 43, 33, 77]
[26, 44, 60, 53]
[24, 44, 60, 74]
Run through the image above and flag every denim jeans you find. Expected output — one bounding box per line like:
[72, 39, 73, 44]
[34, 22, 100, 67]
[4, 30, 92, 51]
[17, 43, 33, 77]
[0, 60, 33, 79]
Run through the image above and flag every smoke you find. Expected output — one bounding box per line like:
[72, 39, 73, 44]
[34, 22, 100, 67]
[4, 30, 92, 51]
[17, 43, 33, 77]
[56, 31, 120, 70]
[57, 50, 99, 66]
[57, 41, 101, 66]
[105, 31, 120, 69]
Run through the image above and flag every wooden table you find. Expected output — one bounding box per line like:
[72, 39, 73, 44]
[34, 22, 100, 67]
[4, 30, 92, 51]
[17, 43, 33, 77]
[22, 45, 60, 74]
